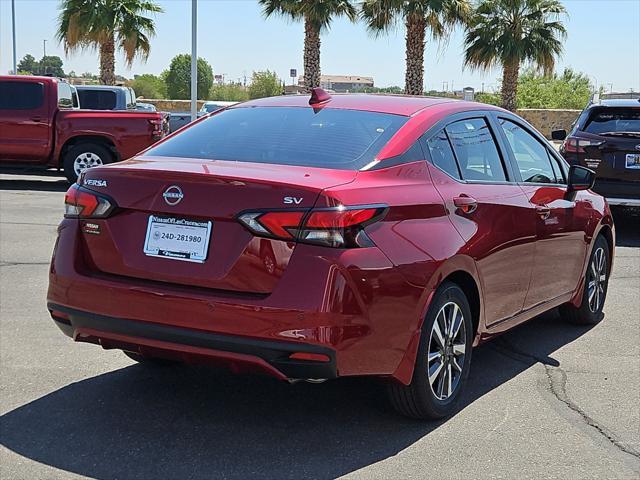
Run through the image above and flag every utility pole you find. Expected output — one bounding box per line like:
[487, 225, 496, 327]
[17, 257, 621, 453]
[43, 39, 47, 58]
[11, 0, 17, 74]
[190, 0, 198, 122]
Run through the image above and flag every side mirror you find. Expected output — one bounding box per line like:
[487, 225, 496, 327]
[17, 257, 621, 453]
[565, 165, 595, 201]
[551, 129, 567, 141]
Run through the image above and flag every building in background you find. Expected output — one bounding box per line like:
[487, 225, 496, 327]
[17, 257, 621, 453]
[299, 75, 374, 93]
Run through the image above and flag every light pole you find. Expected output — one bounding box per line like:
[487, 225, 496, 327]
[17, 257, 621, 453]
[11, 0, 17, 74]
[190, 0, 198, 122]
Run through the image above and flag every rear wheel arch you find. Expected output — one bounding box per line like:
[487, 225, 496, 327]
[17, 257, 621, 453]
[391, 266, 482, 385]
[442, 271, 481, 339]
[597, 225, 614, 266]
[59, 135, 119, 167]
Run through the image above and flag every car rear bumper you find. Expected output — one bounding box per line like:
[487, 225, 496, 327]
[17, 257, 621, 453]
[47, 219, 425, 381]
[48, 303, 337, 380]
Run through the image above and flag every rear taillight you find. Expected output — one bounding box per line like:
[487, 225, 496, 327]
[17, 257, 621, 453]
[237, 205, 387, 248]
[563, 136, 604, 153]
[149, 117, 164, 137]
[64, 184, 114, 218]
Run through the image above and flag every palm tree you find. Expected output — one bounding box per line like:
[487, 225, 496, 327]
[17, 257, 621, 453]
[260, 0, 358, 90]
[57, 0, 163, 85]
[464, 0, 566, 111]
[361, 0, 471, 96]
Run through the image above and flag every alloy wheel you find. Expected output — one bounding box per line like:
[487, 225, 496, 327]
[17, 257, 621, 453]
[427, 301, 466, 401]
[73, 152, 103, 176]
[587, 247, 607, 313]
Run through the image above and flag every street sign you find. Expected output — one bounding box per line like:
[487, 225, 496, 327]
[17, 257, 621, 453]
[290, 69, 297, 78]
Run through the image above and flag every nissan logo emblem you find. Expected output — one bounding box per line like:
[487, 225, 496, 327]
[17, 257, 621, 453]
[162, 185, 184, 206]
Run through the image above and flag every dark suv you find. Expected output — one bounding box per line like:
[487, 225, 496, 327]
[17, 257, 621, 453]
[554, 98, 640, 207]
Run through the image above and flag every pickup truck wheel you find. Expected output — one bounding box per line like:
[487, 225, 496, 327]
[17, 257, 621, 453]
[63, 143, 113, 183]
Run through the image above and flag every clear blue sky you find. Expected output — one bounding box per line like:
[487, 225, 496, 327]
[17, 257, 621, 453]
[1, 0, 639, 93]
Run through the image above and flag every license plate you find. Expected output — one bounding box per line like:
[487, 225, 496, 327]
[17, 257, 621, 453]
[626, 154, 640, 169]
[143, 215, 212, 263]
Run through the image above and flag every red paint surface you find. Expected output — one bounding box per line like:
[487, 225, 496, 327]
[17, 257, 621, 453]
[0, 75, 165, 167]
[47, 96, 614, 384]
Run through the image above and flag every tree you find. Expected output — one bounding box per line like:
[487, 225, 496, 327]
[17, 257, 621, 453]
[57, 0, 163, 85]
[463, 0, 567, 111]
[131, 73, 166, 98]
[17, 54, 38, 74]
[38, 56, 66, 77]
[248, 71, 282, 99]
[361, 0, 471, 95]
[259, 0, 357, 89]
[210, 82, 250, 102]
[165, 54, 213, 100]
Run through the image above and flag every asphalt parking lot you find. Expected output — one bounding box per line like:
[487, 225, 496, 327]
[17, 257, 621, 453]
[0, 172, 639, 480]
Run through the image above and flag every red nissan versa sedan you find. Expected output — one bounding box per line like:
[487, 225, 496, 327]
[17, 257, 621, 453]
[47, 90, 614, 419]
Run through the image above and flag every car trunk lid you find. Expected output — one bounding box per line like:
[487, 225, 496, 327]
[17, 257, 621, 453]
[78, 156, 356, 294]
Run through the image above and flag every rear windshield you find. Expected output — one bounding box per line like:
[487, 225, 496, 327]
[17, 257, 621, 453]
[145, 107, 408, 170]
[77, 89, 117, 110]
[584, 107, 640, 134]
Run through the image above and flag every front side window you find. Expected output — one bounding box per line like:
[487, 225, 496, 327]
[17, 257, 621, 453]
[500, 119, 558, 184]
[424, 130, 461, 180]
[0, 81, 44, 110]
[445, 118, 507, 182]
[145, 107, 408, 170]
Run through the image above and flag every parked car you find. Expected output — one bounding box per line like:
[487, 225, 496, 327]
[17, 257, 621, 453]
[200, 100, 238, 114]
[0, 75, 167, 183]
[554, 97, 640, 207]
[48, 90, 614, 419]
[136, 102, 157, 112]
[167, 111, 192, 133]
[168, 101, 239, 133]
[75, 85, 137, 111]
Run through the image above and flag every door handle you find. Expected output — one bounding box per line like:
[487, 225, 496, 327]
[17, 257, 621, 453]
[453, 195, 478, 214]
[535, 205, 551, 220]
[30, 116, 42, 122]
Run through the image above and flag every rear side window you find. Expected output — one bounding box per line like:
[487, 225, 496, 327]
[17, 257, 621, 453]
[424, 130, 461, 180]
[57, 82, 73, 108]
[584, 108, 640, 134]
[77, 89, 117, 110]
[446, 118, 507, 182]
[0, 81, 44, 110]
[126, 88, 136, 109]
[500, 119, 558, 184]
[145, 107, 408, 170]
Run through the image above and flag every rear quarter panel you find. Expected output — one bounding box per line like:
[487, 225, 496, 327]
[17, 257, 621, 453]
[319, 161, 482, 383]
[53, 110, 162, 166]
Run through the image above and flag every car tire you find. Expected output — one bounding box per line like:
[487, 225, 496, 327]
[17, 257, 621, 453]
[388, 281, 473, 420]
[560, 235, 610, 325]
[123, 350, 177, 366]
[63, 143, 113, 184]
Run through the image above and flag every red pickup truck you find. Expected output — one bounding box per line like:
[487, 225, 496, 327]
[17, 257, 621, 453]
[0, 75, 167, 182]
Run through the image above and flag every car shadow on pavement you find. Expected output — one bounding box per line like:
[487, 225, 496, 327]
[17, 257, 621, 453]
[0, 311, 594, 480]
[612, 207, 640, 248]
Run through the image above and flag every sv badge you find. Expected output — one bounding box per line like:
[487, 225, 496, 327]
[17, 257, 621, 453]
[283, 196, 303, 205]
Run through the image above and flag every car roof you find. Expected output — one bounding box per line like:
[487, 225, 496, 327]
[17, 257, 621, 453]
[234, 93, 484, 116]
[591, 98, 640, 108]
[75, 85, 129, 90]
[204, 100, 238, 106]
